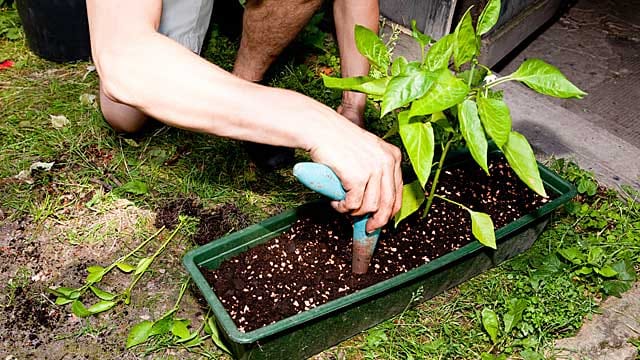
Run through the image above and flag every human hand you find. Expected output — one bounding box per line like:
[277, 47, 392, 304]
[308, 116, 403, 233]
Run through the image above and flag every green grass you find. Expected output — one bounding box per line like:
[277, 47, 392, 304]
[2, 6, 640, 359]
[0, 15, 331, 225]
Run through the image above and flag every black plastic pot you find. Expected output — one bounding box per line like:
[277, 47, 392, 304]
[16, 0, 91, 62]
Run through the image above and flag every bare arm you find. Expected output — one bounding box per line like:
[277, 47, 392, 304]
[87, 0, 402, 231]
[333, 0, 379, 127]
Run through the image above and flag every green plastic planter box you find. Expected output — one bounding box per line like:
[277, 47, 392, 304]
[183, 159, 576, 360]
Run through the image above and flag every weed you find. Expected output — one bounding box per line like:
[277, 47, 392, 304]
[0, 5, 20, 42]
[3, 266, 31, 307]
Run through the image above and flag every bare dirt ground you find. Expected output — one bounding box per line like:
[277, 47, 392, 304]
[0, 195, 226, 359]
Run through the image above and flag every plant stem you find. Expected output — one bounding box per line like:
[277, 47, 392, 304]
[434, 194, 470, 212]
[484, 75, 514, 89]
[76, 226, 167, 294]
[172, 278, 190, 313]
[423, 139, 453, 217]
[477, 63, 492, 74]
[109, 226, 166, 272]
[125, 222, 184, 298]
[468, 63, 476, 88]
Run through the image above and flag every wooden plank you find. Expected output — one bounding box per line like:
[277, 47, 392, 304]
[479, 0, 565, 67]
[380, 0, 458, 39]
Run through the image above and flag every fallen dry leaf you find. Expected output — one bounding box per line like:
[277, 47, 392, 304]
[50, 114, 70, 129]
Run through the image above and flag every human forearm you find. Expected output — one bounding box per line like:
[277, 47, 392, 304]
[87, 0, 403, 230]
[97, 33, 334, 149]
[333, 0, 379, 123]
[333, 0, 378, 78]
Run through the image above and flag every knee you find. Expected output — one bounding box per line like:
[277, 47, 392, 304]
[99, 83, 148, 133]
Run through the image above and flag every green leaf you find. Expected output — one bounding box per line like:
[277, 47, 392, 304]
[398, 111, 434, 188]
[502, 131, 547, 197]
[171, 320, 191, 340]
[391, 56, 408, 76]
[49, 286, 81, 299]
[588, 246, 604, 265]
[182, 335, 203, 347]
[476, 97, 511, 148]
[595, 265, 618, 278]
[432, 112, 454, 133]
[86, 271, 104, 283]
[71, 300, 92, 318]
[382, 118, 399, 139]
[356, 77, 391, 96]
[481, 308, 500, 343]
[55, 297, 74, 305]
[510, 58, 587, 98]
[89, 285, 116, 301]
[520, 349, 545, 360]
[602, 280, 631, 297]
[457, 67, 488, 88]
[469, 211, 496, 249]
[126, 320, 154, 348]
[503, 298, 527, 333]
[394, 180, 425, 227]
[459, 100, 489, 174]
[425, 34, 454, 71]
[575, 266, 593, 275]
[453, 9, 478, 69]
[87, 265, 104, 273]
[477, 0, 501, 36]
[206, 316, 232, 354]
[118, 180, 149, 195]
[134, 257, 153, 275]
[322, 75, 390, 97]
[558, 247, 584, 265]
[409, 69, 470, 117]
[612, 259, 636, 282]
[354, 24, 390, 72]
[381, 70, 436, 116]
[116, 262, 136, 273]
[87, 300, 117, 314]
[150, 317, 174, 336]
[411, 19, 433, 50]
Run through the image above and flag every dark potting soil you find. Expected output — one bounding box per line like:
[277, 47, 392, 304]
[155, 199, 250, 245]
[203, 156, 553, 332]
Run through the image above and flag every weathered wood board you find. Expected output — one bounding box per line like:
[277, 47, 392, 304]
[380, 0, 458, 40]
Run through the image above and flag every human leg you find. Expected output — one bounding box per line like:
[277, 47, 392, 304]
[233, 0, 323, 82]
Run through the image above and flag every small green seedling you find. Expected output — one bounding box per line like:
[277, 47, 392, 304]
[49, 216, 188, 318]
[324, 0, 585, 248]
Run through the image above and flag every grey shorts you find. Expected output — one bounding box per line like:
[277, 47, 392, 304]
[158, 0, 215, 54]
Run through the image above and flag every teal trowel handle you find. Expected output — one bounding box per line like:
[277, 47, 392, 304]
[293, 162, 380, 274]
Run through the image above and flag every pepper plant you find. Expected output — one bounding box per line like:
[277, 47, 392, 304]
[323, 0, 585, 248]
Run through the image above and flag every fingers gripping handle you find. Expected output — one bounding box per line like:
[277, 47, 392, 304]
[293, 162, 380, 274]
